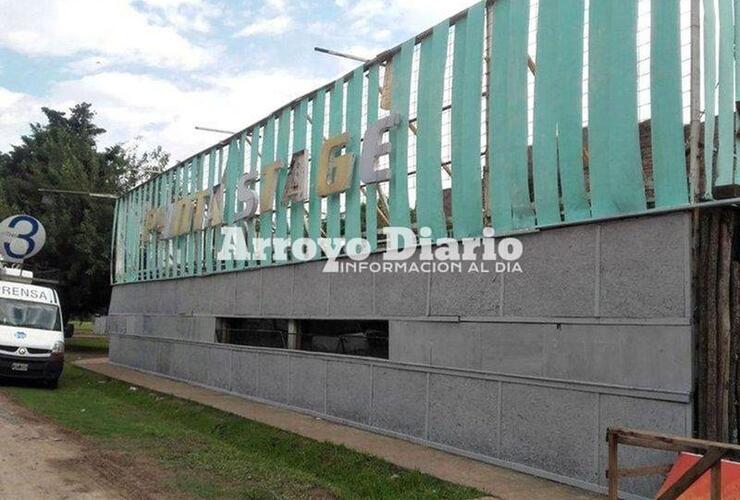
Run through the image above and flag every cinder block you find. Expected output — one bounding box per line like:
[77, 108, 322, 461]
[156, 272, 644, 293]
[169, 342, 190, 380]
[503, 224, 597, 318]
[209, 274, 238, 316]
[141, 282, 161, 314]
[598, 395, 690, 496]
[600, 213, 688, 319]
[260, 265, 294, 317]
[108, 335, 122, 363]
[430, 261, 502, 317]
[138, 338, 157, 372]
[288, 355, 326, 412]
[543, 324, 692, 392]
[155, 340, 172, 375]
[500, 383, 598, 483]
[389, 321, 481, 370]
[258, 352, 289, 403]
[292, 261, 329, 317]
[428, 374, 499, 456]
[185, 344, 209, 383]
[371, 367, 427, 438]
[326, 360, 372, 424]
[125, 315, 144, 336]
[157, 281, 179, 315]
[231, 350, 259, 397]
[207, 347, 232, 391]
[374, 254, 429, 317]
[234, 269, 262, 315]
[479, 323, 547, 376]
[189, 317, 216, 343]
[329, 258, 374, 317]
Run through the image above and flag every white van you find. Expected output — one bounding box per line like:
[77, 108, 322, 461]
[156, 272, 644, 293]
[0, 276, 65, 388]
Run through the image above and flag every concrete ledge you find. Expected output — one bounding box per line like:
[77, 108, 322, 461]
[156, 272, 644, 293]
[75, 357, 602, 500]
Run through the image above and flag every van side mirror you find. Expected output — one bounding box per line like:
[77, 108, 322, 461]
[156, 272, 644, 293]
[64, 323, 74, 339]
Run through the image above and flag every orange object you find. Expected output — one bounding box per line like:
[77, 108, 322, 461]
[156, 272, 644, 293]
[656, 452, 740, 499]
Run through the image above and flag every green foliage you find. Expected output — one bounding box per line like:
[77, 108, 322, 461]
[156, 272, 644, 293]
[0, 103, 167, 318]
[4, 364, 481, 500]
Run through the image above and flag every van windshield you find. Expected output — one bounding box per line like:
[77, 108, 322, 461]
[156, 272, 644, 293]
[0, 299, 61, 332]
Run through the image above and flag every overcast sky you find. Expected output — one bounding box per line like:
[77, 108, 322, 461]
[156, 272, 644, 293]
[0, 0, 475, 162]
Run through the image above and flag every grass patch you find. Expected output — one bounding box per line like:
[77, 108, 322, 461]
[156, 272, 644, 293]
[65, 335, 109, 354]
[2, 364, 482, 500]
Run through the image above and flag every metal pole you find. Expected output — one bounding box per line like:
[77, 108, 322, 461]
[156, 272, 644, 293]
[314, 47, 370, 63]
[689, 0, 702, 202]
[194, 126, 236, 135]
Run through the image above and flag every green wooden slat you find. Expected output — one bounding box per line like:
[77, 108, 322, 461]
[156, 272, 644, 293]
[224, 138, 242, 271]
[650, 0, 689, 207]
[327, 80, 344, 240]
[309, 91, 326, 243]
[533, 0, 590, 225]
[345, 67, 364, 242]
[148, 179, 156, 279]
[275, 107, 291, 244]
[291, 100, 309, 244]
[194, 154, 204, 275]
[205, 150, 217, 273]
[158, 171, 167, 278]
[451, 3, 484, 239]
[389, 39, 414, 241]
[260, 118, 276, 265]
[587, 0, 646, 217]
[246, 128, 260, 268]
[416, 21, 449, 240]
[489, 0, 536, 231]
[111, 197, 120, 283]
[705, 0, 717, 197]
[716, 0, 735, 187]
[174, 165, 186, 276]
[187, 159, 197, 276]
[365, 65, 380, 251]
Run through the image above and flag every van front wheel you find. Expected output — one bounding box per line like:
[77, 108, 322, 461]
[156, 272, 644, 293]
[45, 378, 59, 390]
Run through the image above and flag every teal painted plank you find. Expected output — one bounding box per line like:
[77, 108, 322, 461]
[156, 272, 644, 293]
[204, 150, 216, 273]
[194, 154, 204, 275]
[187, 159, 197, 275]
[489, 0, 535, 231]
[650, 0, 689, 207]
[327, 80, 344, 240]
[533, 0, 590, 225]
[291, 100, 309, 244]
[716, 0, 735, 187]
[158, 170, 167, 278]
[389, 39, 414, 241]
[260, 118, 276, 264]
[705, 0, 717, 197]
[587, 0, 646, 217]
[111, 198, 120, 283]
[224, 138, 242, 271]
[416, 21, 449, 240]
[365, 65, 380, 250]
[451, 3, 484, 239]
[246, 128, 260, 268]
[345, 67, 364, 242]
[309, 91, 326, 243]
[275, 107, 291, 243]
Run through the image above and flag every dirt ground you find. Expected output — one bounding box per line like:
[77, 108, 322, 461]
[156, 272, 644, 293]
[0, 391, 171, 500]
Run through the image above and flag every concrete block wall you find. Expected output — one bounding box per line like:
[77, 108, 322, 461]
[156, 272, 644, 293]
[106, 212, 694, 497]
[110, 335, 691, 497]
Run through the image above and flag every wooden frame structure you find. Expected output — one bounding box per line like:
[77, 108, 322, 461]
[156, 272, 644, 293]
[607, 427, 740, 499]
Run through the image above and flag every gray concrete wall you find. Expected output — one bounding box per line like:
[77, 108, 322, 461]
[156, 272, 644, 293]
[106, 212, 695, 498]
[110, 334, 691, 497]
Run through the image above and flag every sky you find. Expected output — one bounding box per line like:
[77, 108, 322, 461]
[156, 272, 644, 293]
[0, 0, 475, 162]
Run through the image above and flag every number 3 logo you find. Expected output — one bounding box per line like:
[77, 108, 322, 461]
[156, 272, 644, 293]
[0, 215, 46, 263]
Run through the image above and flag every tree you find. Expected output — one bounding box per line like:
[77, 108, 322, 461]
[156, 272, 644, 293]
[0, 103, 168, 319]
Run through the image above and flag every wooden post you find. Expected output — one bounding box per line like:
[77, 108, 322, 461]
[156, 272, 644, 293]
[710, 461, 722, 500]
[718, 211, 735, 442]
[608, 431, 619, 499]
